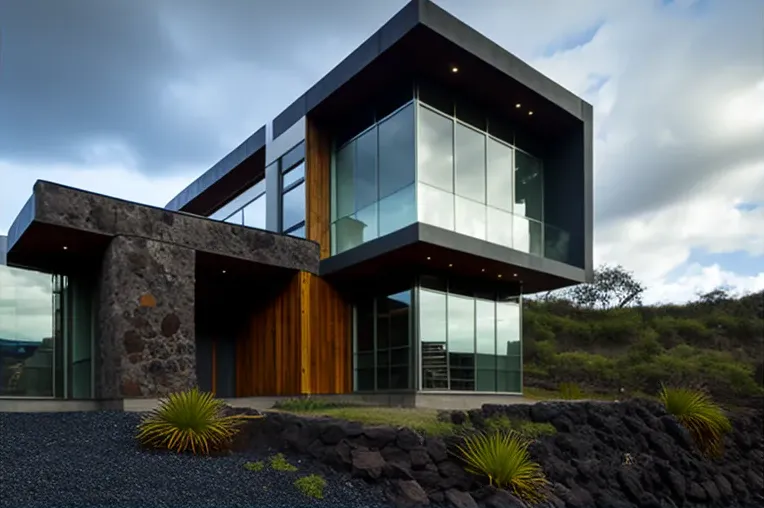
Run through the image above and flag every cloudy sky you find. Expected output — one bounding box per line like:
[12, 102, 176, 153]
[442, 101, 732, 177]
[0, 0, 762, 305]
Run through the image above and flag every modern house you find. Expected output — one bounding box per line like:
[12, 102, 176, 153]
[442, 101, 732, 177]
[0, 0, 592, 409]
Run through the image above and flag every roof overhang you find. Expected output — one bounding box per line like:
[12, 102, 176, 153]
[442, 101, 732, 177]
[6, 181, 320, 277]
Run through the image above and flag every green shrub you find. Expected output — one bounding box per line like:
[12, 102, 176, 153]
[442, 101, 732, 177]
[294, 474, 327, 499]
[135, 388, 262, 455]
[244, 461, 264, 472]
[559, 382, 583, 400]
[659, 386, 732, 457]
[270, 453, 298, 472]
[456, 430, 548, 503]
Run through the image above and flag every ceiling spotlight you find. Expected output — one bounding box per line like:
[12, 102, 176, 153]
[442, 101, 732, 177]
[528, 111, 534, 116]
[62, 246, 68, 250]
[498, 274, 503, 278]
[481, 268, 486, 272]
[515, 103, 521, 108]
[222, 270, 227, 274]
[448, 263, 453, 268]
[426, 256, 431, 260]
[451, 66, 459, 73]
[513, 273, 518, 277]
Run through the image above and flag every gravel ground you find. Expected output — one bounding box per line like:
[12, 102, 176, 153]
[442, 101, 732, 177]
[0, 411, 393, 508]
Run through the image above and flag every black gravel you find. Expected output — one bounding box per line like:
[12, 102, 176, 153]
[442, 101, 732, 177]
[0, 411, 393, 508]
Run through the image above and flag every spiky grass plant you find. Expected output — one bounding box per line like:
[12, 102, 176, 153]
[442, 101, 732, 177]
[455, 430, 549, 503]
[659, 385, 732, 457]
[136, 388, 263, 455]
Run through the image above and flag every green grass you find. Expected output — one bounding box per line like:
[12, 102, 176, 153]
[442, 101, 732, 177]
[273, 397, 352, 412]
[483, 414, 556, 439]
[270, 453, 298, 472]
[294, 474, 327, 499]
[243, 460, 265, 472]
[275, 405, 457, 436]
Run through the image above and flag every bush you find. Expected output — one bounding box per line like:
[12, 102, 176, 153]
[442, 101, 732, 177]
[244, 461, 264, 472]
[455, 430, 548, 503]
[270, 453, 298, 472]
[294, 474, 327, 499]
[659, 386, 732, 457]
[135, 388, 262, 455]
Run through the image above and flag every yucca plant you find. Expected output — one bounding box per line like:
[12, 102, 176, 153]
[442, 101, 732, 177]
[659, 385, 732, 457]
[136, 388, 263, 455]
[455, 430, 549, 503]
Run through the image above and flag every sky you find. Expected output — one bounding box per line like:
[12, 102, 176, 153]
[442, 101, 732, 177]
[0, 0, 762, 306]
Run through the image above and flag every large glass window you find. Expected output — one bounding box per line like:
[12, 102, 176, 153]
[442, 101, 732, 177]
[415, 100, 551, 264]
[332, 103, 416, 254]
[0, 265, 55, 397]
[353, 290, 412, 391]
[419, 282, 448, 390]
[417, 105, 453, 192]
[417, 278, 522, 393]
[243, 194, 266, 229]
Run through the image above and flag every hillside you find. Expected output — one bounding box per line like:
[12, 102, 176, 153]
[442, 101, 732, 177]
[522, 284, 764, 407]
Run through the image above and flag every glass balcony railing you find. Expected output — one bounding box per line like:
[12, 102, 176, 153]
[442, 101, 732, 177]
[328, 181, 576, 267]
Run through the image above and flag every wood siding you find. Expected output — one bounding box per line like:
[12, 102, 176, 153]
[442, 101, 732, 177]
[235, 116, 352, 396]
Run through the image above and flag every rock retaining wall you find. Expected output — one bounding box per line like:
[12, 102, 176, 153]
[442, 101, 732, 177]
[230, 400, 763, 508]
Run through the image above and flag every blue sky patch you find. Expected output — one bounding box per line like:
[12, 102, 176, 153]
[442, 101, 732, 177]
[665, 248, 764, 281]
[735, 202, 761, 212]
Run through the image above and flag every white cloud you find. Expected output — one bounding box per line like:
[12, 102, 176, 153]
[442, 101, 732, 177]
[0, 158, 195, 235]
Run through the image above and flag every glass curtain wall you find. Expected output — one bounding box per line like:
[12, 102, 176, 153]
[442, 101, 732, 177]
[353, 290, 413, 391]
[210, 179, 267, 229]
[331, 103, 417, 255]
[416, 100, 550, 259]
[0, 263, 95, 398]
[418, 277, 522, 393]
[280, 142, 307, 238]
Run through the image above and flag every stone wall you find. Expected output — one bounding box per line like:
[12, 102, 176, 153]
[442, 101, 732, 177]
[228, 400, 764, 508]
[97, 236, 196, 399]
[32, 181, 319, 274]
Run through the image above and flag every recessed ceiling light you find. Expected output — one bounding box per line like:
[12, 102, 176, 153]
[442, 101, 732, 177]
[222, 270, 227, 274]
[426, 256, 431, 260]
[498, 274, 503, 278]
[62, 246, 68, 250]
[515, 103, 521, 108]
[448, 263, 453, 267]
[481, 268, 486, 272]
[451, 66, 459, 73]
[528, 111, 534, 116]
[513, 273, 518, 277]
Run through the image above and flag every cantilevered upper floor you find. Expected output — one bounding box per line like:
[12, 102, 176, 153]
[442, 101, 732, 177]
[165, 0, 593, 294]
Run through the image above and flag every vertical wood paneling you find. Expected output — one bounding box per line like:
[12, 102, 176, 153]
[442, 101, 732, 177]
[234, 116, 352, 396]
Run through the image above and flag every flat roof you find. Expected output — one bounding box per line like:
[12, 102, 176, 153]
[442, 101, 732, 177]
[166, 0, 591, 214]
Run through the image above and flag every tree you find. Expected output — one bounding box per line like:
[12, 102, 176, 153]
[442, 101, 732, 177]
[696, 285, 733, 306]
[554, 264, 646, 310]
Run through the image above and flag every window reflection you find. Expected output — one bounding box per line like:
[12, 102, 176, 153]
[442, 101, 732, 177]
[419, 288, 448, 390]
[331, 103, 416, 254]
[354, 290, 412, 391]
[418, 278, 522, 393]
[417, 105, 453, 193]
[515, 150, 543, 222]
[0, 265, 54, 397]
[417, 184, 454, 232]
[454, 123, 486, 204]
[282, 161, 305, 190]
[243, 195, 266, 229]
[282, 182, 305, 232]
[455, 196, 486, 240]
[448, 293, 475, 391]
